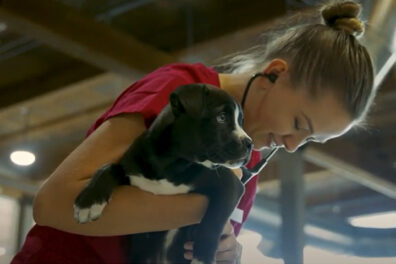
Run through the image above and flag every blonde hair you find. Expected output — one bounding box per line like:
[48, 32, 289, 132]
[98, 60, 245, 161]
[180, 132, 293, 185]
[216, 0, 375, 125]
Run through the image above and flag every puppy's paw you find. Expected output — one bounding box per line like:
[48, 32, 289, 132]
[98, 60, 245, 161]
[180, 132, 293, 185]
[191, 259, 215, 264]
[73, 201, 107, 223]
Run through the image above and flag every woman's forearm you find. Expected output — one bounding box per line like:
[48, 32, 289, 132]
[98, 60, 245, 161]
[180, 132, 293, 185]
[32, 114, 211, 236]
[33, 179, 208, 236]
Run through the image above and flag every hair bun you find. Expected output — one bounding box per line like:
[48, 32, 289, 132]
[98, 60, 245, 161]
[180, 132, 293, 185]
[321, 1, 364, 37]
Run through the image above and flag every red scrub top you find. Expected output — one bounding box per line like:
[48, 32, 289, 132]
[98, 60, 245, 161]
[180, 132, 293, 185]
[12, 63, 261, 264]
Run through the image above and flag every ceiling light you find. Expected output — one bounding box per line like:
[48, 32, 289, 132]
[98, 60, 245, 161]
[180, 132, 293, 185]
[0, 247, 6, 256]
[0, 22, 6, 32]
[10, 150, 36, 166]
[348, 211, 396, 229]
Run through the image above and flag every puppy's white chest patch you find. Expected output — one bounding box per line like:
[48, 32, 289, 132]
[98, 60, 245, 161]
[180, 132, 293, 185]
[129, 175, 191, 195]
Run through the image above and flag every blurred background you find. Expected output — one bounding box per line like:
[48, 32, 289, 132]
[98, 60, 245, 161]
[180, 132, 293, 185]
[0, 0, 395, 263]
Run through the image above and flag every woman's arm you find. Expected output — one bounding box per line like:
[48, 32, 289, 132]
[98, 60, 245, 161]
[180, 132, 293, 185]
[33, 113, 209, 236]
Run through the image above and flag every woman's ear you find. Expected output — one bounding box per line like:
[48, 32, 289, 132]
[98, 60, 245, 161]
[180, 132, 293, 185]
[262, 58, 288, 78]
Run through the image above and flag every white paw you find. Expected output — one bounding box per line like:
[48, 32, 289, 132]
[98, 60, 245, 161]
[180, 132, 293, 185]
[191, 259, 214, 264]
[73, 202, 107, 223]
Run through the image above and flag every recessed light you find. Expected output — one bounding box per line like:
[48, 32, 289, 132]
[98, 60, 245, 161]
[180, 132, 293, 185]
[10, 150, 36, 166]
[0, 22, 6, 32]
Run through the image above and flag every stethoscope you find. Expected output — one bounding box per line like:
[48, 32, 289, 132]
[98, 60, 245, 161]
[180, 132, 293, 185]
[240, 73, 279, 185]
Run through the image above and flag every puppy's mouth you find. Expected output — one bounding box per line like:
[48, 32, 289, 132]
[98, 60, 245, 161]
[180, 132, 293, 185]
[202, 148, 252, 169]
[221, 153, 251, 169]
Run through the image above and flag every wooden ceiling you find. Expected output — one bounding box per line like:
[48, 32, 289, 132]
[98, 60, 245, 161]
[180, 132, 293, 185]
[0, 0, 394, 216]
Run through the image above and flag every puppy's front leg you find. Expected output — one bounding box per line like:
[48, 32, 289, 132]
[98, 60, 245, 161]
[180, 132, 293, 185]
[192, 169, 244, 264]
[73, 163, 128, 223]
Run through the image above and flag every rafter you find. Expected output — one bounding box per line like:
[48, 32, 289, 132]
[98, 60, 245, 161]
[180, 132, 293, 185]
[0, 0, 176, 77]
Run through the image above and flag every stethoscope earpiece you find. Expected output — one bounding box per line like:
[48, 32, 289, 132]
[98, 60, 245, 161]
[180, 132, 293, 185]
[265, 73, 277, 83]
[241, 72, 277, 108]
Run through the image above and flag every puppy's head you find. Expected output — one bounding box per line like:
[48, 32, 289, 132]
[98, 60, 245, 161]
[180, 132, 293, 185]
[169, 83, 252, 169]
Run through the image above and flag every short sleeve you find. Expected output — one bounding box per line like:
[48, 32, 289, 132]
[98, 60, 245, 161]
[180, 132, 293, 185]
[87, 73, 191, 135]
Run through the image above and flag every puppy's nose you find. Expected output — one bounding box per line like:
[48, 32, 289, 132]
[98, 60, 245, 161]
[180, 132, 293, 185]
[243, 138, 253, 152]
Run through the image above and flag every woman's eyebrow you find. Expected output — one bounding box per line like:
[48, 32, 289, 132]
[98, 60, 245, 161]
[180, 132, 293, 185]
[302, 112, 314, 134]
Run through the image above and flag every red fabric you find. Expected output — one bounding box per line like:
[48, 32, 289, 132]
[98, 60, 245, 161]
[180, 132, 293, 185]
[11, 226, 126, 264]
[12, 63, 261, 263]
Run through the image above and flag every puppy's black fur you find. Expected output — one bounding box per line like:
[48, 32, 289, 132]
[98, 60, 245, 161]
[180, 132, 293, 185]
[74, 84, 252, 264]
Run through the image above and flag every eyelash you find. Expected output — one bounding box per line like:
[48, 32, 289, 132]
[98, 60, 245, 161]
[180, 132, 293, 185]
[295, 118, 315, 142]
[294, 117, 300, 130]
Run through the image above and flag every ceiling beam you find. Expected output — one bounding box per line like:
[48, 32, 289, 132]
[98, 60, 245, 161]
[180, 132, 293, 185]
[0, 62, 102, 109]
[0, 0, 176, 77]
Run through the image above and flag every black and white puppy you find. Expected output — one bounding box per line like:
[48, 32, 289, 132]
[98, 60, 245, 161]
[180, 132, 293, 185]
[73, 83, 252, 264]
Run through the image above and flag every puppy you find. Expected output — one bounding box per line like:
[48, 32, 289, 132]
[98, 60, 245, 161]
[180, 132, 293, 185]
[73, 83, 252, 264]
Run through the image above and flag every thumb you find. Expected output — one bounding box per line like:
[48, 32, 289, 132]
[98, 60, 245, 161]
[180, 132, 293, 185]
[232, 168, 242, 180]
[222, 221, 234, 235]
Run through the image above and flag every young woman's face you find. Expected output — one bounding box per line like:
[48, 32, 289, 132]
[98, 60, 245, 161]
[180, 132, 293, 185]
[244, 72, 353, 152]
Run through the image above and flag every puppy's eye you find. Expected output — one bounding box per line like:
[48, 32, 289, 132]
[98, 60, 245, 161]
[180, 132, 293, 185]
[216, 113, 227, 123]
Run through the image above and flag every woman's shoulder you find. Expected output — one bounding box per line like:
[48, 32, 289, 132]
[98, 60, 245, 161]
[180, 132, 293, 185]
[144, 62, 219, 84]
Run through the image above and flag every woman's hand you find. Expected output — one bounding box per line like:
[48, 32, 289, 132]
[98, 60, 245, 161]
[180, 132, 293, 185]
[184, 221, 242, 264]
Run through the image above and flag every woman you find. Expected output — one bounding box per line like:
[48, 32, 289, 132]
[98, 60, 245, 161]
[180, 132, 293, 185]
[12, 1, 375, 263]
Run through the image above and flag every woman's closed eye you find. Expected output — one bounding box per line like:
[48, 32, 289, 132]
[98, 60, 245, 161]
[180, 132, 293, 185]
[294, 117, 310, 132]
[295, 117, 316, 143]
[294, 117, 307, 131]
[294, 117, 300, 130]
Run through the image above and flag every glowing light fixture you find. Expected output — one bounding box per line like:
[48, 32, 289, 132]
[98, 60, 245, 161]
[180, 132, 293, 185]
[10, 150, 36, 166]
[0, 22, 6, 32]
[348, 211, 396, 229]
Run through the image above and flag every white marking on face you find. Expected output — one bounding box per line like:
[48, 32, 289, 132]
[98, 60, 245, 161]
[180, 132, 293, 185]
[128, 175, 191, 195]
[197, 160, 218, 169]
[232, 102, 251, 141]
[222, 160, 245, 169]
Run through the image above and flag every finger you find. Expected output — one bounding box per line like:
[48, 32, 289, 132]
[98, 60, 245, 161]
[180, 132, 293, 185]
[184, 250, 193, 260]
[184, 241, 194, 250]
[217, 235, 236, 252]
[216, 241, 242, 263]
[232, 168, 243, 179]
[215, 249, 238, 262]
[222, 221, 234, 235]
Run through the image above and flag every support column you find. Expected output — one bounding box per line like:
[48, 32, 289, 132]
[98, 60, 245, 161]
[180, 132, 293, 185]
[278, 150, 305, 264]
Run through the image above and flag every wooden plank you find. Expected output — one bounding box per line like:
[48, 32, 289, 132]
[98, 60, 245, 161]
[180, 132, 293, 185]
[0, 0, 176, 77]
[0, 61, 102, 109]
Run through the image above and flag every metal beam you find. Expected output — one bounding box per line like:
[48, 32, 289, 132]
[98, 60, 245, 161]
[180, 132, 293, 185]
[247, 195, 396, 257]
[304, 147, 396, 200]
[0, 0, 176, 77]
[279, 150, 305, 264]
[0, 174, 38, 196]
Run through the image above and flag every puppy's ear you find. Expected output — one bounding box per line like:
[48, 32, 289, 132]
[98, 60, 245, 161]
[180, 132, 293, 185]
[170, 84, 209, 117]
[170, 92, 185, 117]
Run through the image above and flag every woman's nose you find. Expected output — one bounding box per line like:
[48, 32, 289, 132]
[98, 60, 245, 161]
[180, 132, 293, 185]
[282, 134, 306, 153]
